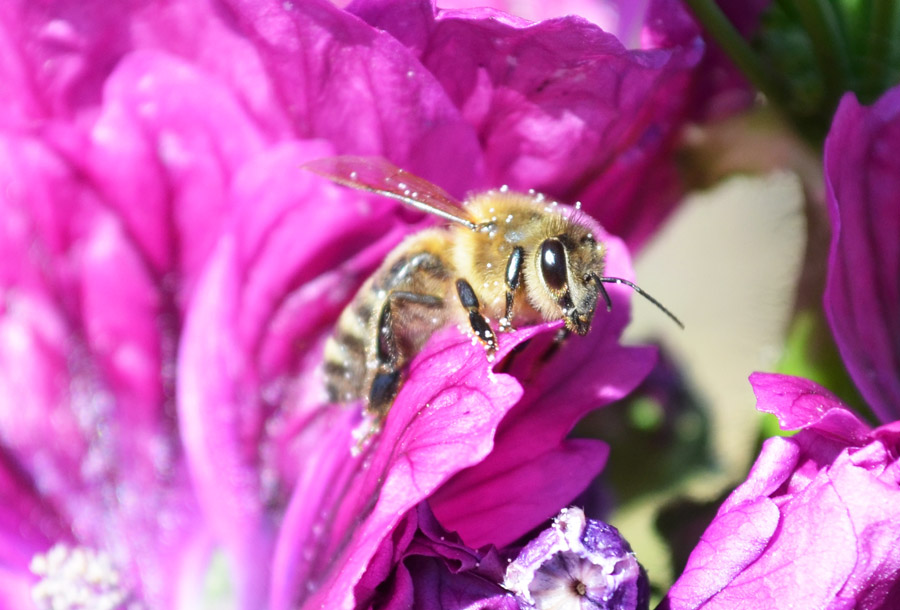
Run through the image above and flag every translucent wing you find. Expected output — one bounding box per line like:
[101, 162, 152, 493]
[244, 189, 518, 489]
[303, 156, 477, 230]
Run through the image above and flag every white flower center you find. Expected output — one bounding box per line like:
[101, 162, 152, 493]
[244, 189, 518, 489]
[30, 544, 135, 610]
[529, 550, 610, 609]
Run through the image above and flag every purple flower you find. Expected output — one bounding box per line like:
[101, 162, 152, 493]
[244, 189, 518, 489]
[505, 506, 649, 610]
[659, 372, 900, 610]
[824, 85, 900, 424]
[1, 0, 700, 607]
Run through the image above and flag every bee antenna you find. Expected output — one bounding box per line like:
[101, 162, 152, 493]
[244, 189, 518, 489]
[595, 276, 613, 312]
[595, 276, 684, 329]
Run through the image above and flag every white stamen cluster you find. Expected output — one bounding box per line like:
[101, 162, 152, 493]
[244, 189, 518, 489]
[30, 544, 134, 610]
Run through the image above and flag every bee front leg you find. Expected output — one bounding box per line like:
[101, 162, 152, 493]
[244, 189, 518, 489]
[501, 246, 525, 332]
[455, 278, 498, 355]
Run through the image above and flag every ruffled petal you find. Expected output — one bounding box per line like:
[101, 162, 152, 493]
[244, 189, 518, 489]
[351, 0, 701, 247]
[662, 376, 900, 610]
[221, 0, 483, 193]
[273, 325, 526, 609]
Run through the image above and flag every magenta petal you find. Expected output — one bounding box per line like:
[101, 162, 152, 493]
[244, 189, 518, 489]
[660, 497, 780, 609]
[78, 211, 165, 443]
[178, 236, 275, 608]
[273, 326, 527, 609]
[0, 133, 213, 609]
[0, 0, 279, 129]
[432, 0, 637, 38]
[351, 1, 700, 247]
[749, 372, 872, 444]
[643, 0, 769, 120]
[426, 10, 699, 246]
[270, 406, 364, 610]
[179, 138, 427, 607]
[67, 50, 267, 289]
[663, 381, 900, 610]
[0, 447, 69, 571]
[221, 0, 482, 193]
[432, 232, 655, 546]
[0, 141, 88, 501]
[433, 439, 609, 548]
[824, 87, 900, 423]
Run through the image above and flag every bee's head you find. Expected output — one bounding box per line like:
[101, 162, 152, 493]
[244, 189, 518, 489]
[531, 227, 684, 335]
[532, 229, 607, 336]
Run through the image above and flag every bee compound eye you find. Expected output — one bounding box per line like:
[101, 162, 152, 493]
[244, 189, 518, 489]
[539, 239, 568, 291]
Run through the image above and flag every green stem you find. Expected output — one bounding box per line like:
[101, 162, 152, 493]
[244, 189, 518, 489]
[681, 0, 784, 105]
[865, 0, 896, 99]
[793, 0, 853, 104]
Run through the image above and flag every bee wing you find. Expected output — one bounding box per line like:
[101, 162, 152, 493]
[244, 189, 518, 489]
[303, 156, 477, 230]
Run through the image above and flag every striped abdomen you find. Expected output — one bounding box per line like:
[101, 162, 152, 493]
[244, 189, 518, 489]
[323, 230, 455, 415]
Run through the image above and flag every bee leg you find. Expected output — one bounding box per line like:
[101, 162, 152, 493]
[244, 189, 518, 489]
[369, 298, 402, 417]
[501, 246, 524, 331]
[368, 291, 444, 417]
[539, 327, 571, 363]
[455, 279, 497, 354]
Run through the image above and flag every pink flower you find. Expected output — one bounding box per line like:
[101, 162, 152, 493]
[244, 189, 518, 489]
[0, 0, 702, 607]
[824, 85, 900, 424]
[659, 373, 900, 610]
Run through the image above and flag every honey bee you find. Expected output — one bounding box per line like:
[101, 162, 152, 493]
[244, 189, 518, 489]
[305, 157, 682, 419]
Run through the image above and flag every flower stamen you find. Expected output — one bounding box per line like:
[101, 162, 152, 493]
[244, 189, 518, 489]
[30, 543, 135, 610]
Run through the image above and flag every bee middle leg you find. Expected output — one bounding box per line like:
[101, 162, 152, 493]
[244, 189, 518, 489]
[455, 278, 498, 354]
[369, 291, 444, 417]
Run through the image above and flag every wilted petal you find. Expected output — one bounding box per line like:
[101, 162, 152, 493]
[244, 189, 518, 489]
[661, 373, 900, 610]
[824, 86, 900, 423]
[504, 506, 649, 610]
